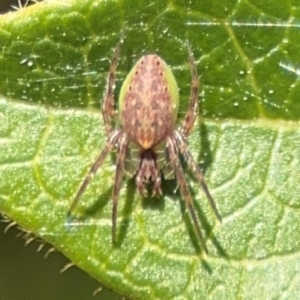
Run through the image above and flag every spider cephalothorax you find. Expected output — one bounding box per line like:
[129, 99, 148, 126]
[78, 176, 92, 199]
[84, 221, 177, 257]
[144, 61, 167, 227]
[68, 32, 221, 252]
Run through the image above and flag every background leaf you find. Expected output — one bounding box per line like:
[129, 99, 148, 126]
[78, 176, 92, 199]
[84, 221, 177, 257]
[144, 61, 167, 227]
[1, 0, 300, 299]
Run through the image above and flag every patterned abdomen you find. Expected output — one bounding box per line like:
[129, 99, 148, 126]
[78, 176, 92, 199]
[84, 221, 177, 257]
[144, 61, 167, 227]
[119, 55, 179, 149]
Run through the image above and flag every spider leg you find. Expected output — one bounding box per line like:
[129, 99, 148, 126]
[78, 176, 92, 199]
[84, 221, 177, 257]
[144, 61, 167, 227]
[174, 131, 221, 222]
[102, 29, 127, 136]
[167, 136, 208, 253]
[180, 41, 199, 136]
[135, 171, 147, 197]
[152, 170, 162, 197]
[67, 130, 122, 218]
[112, 133, 128, 243]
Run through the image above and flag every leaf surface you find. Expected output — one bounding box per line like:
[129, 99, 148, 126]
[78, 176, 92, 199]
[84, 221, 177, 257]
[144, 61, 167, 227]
[1, 0, 300, 299]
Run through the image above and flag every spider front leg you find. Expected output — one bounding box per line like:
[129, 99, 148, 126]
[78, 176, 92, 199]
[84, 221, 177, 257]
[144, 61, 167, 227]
[180, 41, 200, 136]
[152, 171, 162, 197]
[174, 131, 221, 222]
[167, 136, 208, 253]
[102, 30, 126, 136]
[112, 133, 128, 243]
[67, 130, 122, 218]
[135, 173, 147, 197]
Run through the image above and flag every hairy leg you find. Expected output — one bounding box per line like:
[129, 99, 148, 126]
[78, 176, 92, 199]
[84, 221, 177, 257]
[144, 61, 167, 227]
[112, 133, 128, 243]
[102, 30, 127, 135]
[167, 136, 208, 253]
[174, 131, 221, 222]
[152, 169, 162, 197]
[67, 130, 122, 217]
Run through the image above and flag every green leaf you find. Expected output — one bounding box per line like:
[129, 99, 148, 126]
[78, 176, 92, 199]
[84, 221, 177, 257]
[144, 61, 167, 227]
[1, 0, 300, 299]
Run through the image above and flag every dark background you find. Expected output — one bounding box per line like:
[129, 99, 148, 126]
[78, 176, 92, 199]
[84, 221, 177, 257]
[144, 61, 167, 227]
[0, 0, 35, 14]
[0, 215, 120, 300]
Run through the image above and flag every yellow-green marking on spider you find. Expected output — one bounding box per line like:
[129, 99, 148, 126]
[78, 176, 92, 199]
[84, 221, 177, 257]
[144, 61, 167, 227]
[68, 32, 221, 253]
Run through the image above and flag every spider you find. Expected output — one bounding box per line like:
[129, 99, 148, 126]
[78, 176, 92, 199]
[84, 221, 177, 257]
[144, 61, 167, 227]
[68, 32, 221, 253]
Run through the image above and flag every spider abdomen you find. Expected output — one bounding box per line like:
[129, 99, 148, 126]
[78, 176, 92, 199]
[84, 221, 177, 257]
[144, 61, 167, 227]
[119, 55, 179, 149]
